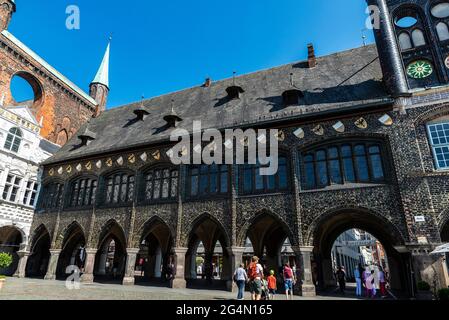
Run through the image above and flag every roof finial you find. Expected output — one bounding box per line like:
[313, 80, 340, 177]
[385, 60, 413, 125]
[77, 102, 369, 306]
[91, 36, 111, 88]
[290, 73, 294, 87]
[232, 71, 236, 85]
[361, 28, 367, 46]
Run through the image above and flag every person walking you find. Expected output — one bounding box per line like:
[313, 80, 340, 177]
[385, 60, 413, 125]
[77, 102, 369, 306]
[233, 263, 248, 300]
[378, 267, 387, 298]
[248, 256, 264, 301]
[336, 266, 346, 294]
[283, 263, 295, 300]
[354, 264, 362, 297]
[267, 270, 277, 300]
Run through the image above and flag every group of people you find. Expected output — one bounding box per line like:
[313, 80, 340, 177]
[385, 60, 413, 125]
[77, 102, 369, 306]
[335, 264, 390, 299]
[233, 256, 297, 300]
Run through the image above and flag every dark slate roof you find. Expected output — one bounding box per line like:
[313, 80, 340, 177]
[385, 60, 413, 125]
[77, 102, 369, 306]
[44, 44, 391, 165]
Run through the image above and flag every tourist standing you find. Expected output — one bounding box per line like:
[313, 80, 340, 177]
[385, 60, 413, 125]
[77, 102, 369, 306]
[336, 266, 346, 294]
[354, 264, 362, 297]
[233, 263, 248, 300]
[283, 263, 295, 300]
[248, 256, 264, 301]
[378, 267, 387, 298]
[267, 270, 277, 300]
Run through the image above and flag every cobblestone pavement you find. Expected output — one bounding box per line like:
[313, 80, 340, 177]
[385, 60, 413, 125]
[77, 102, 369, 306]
[0, 277, 358, 300]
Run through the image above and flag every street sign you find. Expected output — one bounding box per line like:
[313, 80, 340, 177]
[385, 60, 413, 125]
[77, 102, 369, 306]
[414, 215, 426, 223]
[340, 240, 377, 247]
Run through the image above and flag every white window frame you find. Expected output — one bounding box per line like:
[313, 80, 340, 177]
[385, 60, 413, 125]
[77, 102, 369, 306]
[23, 180, 39, 207]
[427, 121, 449, 170]
[2, 174, 23, 203]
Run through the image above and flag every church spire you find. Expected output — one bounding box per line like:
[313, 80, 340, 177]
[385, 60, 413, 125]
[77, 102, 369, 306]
[89, 37, 111, 116]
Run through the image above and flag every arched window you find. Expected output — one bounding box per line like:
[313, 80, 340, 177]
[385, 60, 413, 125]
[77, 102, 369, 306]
[411, 29, 426, 47]
[67, 177, 97, 208]
[436, 22, 449, 41]
[40, 182, 64, 210]
[4, 127, 22, 152]
[188, 164, 228, 198]
[104, 172, 135, 205]
[399, 33, 413, 50]
[301, 141, 386, 190]
[240, 156, 289, 195]
[141, 166, 179, 202]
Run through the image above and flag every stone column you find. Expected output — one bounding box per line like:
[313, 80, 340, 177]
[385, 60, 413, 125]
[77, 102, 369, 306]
[80, 249, 97, 283]
[226, 247, 245, 292]
[171, 247, 187, 289]
[13, 250, 30, 278]
[122, 248, 139, 285]
[293, 246, 316, 297]
[44, 249, 61, 280]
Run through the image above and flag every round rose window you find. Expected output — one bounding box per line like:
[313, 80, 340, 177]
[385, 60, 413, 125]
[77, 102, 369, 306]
[407, 60, 433, 79]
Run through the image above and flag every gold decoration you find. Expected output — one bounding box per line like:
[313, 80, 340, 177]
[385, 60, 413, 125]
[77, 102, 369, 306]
[312, 125, 324, 136]
[355, 117, 368, 129]
[49, 168, 55, 176]
[275, 130, 285, 142]
[128, 154, 136, 164]
[152, 150, 161, 161]
[106, 158, 113, 167]
[66, 165, 72, 174]
[85, 161, 92, 170]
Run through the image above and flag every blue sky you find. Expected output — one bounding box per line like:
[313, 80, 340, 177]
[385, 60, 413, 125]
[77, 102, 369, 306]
[9, 0, 374, 109]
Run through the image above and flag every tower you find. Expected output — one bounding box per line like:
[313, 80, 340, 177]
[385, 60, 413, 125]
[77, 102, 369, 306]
[89, 39, 110, 116]
[0, 0, 15, 31]
[368, 0, 449, 92]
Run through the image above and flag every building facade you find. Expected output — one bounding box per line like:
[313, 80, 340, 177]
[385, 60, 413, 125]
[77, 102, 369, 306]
[12, 0, 449, 297]
[0, 104, 58, 276]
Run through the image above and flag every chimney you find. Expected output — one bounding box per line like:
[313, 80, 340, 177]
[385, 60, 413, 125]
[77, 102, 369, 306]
[204, 78, 212, 88]
[307, 43, 316, 68]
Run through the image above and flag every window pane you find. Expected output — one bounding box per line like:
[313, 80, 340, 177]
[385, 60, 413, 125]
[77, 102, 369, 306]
[370, 154, 385, 180]
[255, 168, 264, 190]
[190, 173, 198, 196]
[329, 159, 342, 184]
[412, 29, 426, 47]
[317, 160, 328, 187]
[171, 171, 178, 198]
[243, 166, 252, 192]
[304, 162, 316, 189]
[399, 33, 413, 50]
[356, 154, 370, 182]
[343, 158, 356, 182]
[437, 22, 449, 41]
[220, 167, 228, 193]
[278, 162, 288, 189]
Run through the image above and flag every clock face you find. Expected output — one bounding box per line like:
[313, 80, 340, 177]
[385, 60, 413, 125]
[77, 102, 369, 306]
[407, 60, 433, 79]
[445, 56, 449, 69]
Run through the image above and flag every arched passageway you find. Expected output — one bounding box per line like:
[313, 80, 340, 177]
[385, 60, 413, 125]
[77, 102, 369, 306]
[185, 215, 231, 289]
[312, 209, 412, 296]
[0, 226, 23, 276]
[26, 226, 51, 278]
[56, 223, 86, 280]
[136, 219, 173, 287]
[94, 221, 127, 283]
[245, 213, 295, 278]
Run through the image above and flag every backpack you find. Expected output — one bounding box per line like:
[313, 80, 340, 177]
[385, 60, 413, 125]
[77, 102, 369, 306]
[248, 263, 259, 280]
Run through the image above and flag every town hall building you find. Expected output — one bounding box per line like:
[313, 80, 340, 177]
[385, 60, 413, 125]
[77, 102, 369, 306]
[8, 0, 449, 297]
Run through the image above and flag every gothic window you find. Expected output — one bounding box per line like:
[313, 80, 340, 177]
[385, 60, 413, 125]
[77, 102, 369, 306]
[411, 29, 426, 47]
[23, 180, 39, 207]
[399, 32, 413, 51]
[67, 177, 98, 208]
[141, 166, 179, 203]
[40, 182, 64, 210]
[239, 155, 289, 195]
[2, 174, 22, 202]
[188, 164, 228, 198]
[4, 127, 22, 153]
[431, 3, 449, 19]
[436, 22, 449, 41]
[104, 172, 135, 205]
[427, 121, 449, 170]
[300, 141, 386, 190]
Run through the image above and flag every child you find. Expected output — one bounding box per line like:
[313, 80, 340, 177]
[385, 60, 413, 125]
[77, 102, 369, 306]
[267, 270, 277, 300]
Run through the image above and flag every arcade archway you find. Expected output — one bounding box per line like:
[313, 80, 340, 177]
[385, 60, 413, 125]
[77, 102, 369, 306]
[136, 218, 173, 286]
[186, 215, 231, 289]
[0, 226, 23, 276]
[311, 209, 411, 296]
[9, 72, 44, 108]
[94, 221, 127, 283]
[26, 225, 51, 278]
[56, 223, 86, 280]
[244, 213, 295, 277]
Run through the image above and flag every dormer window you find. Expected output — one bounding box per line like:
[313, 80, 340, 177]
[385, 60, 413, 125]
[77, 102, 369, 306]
[134, 106, 150, 121]
[163, 109, 183, 128]
[78, 128, 96, 146]
[282, 89, 304, 106]
[226, 86, 244, 100]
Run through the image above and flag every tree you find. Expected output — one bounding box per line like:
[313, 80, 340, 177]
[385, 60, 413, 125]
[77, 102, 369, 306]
[0, 252, 13, 277]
